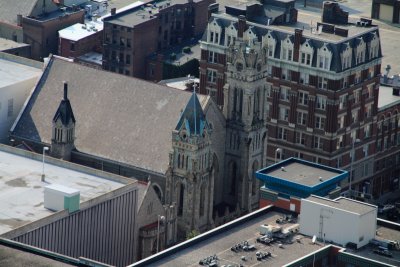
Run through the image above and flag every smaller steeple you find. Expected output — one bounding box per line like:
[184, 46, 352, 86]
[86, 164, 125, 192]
[51, 81, 76, 161]
[175, 85, 207, 137]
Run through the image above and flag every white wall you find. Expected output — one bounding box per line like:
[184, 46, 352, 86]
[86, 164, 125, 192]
[300, 198, 376, 248]
[0, 77, 39, 143]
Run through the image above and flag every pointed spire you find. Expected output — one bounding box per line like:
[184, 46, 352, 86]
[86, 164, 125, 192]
[175, 83, 206, 136]
[53, 81, 76, 125]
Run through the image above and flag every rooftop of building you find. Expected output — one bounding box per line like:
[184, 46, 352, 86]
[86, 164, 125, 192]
[26, 8, 83, 22]
[158, 76, 199, 90]
[256, 158, 347, 187]
[305, 195, 377, 215]
[131, 205, 400, 267]
[104, 0, 204, 27]
[0, 38, 30, 51]
[0, 52, 42, 88]
[58, 21, 103, 41]
[211, 1, 378, 43]
[132, 207, 327, 267]
[11, 55, 211, 175]
[0, 242, 74, 267]
[0, 145, 129, 235]
[378, 85, 400, 110]
[0, 0, 37, 25]
[76, 51, 102, 65]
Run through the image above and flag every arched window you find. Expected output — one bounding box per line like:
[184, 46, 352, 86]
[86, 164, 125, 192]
[230, 162, 237, 195]
[199, 182, 206, 217]
[177, 153, 181, 168]
[177, 183, 185, 216]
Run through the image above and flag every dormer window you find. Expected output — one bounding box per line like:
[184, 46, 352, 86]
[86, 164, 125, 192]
[369, 32, 380, 59]
[355, 37, 366, 65]
[244, 27, 257, 47]
[317, 44, 332, 70]
[207, 19, 221, 44]
[299, 40, 313, 66]
[341, 42, 352, 70]
[281, 36, 293, 61]
[225, 23, 237, 46]
[262, 31, 276, 58]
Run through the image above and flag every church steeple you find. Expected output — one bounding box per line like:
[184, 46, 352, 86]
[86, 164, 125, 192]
[166, 86, 214, 239]
[51, 81, 76, 160]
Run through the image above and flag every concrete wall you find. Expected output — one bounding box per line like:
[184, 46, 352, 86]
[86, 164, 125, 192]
[0, 74, 41, 143]
[300, 198, 377, 248]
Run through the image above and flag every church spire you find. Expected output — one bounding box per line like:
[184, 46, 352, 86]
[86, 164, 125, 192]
[53, 81, 76, 125]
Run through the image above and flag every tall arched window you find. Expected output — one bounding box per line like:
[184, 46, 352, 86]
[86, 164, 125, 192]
[177, 183, 185, 216]
[199, 182, 206, 217]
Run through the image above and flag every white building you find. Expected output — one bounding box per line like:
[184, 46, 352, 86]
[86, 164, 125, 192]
[0, 52, 42, 143]
[300, 195, 377, 248]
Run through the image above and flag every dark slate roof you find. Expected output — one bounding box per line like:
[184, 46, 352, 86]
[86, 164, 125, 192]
[53, 83, 76, 125]
[175, 92, 207, 136]
[0, 0, 37, 24]
[12, 56, 209, 174]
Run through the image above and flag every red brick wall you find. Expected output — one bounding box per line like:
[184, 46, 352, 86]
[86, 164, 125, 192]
[260, 197, 301, 213]
[59, 30, 102, 58]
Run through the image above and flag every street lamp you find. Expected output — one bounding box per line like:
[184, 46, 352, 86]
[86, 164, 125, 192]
[42, 146, 49, 182]
[349, 139, 361, 198]
[275, 148, 282, 163]
[156, 215, 165, 253]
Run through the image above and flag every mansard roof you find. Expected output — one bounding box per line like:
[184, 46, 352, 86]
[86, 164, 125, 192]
[204, 14, 382, 73]
[52, 83, 76, 125]
[11, 56, 210, 175]
[175, 92, 208, 136]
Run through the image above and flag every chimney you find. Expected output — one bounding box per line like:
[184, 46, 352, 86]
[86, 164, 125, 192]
[293, 29, 302, 62]
[111, 7, 116, 16]
[17, 14, 22, 26]
[208, 3, 219, 20]
[63, 81, 68, 100]
[238, 15, 246, 38]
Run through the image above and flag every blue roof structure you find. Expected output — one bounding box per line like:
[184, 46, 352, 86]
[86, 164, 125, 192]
[256, 158, 348, 199]
[175, 92, 207, 136]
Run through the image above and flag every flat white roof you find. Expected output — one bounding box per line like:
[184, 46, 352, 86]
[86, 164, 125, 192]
[0, 149, 125, 235]
[0, 58, 42, 88]
[59, 21, 103, 41]
[378, 85, 400, 109]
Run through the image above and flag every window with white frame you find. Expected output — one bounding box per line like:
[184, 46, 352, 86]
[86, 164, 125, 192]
[300, 72, 309, 84]
[339, 94, 347, 109]
[298, 91, 308, 105]
[369, 32, 380, 59]
[207, 69, 217, 83]
[244, 27, 257, 47]
[355, 71, 361, 84]
[262, 31, 276, 58]
[338, 115, 345, 129]
[299, 40, 313, 65]
[368, 67, 375, 79]
[280, 87, 289, 101]
[279, 107, 289, 121]
[354, 89, 361, 103]
[317, 44, 332, 70]
[364, 104, 372, 118]
[341, 42, 352, 70]
[281, 36, 294, 61]
[355, 37, 366, 65]
[315, 115, 325, 129]
[208, 19, 221, 44]
[363, 144, 369, 157]
[297, 111, 307, 125]
[278, 127, 287, 140]
[267, 65, 272, 76]
[208, 51, 217, 63]
[314, 136, 323, 150]
[282, 68, 291, 80]
[318, 77, 328, 89]
[316, 95, 326, 110]
[296, 132, 306, 145]
[352, 109, 359, 123]
[364, 124, 371, 138]
[337, 135, 344, 149]
[367, 84, 374, 98]
[225, 23, 237, 46]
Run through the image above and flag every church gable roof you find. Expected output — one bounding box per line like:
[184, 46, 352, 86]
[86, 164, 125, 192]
[11, 56, 209, 174]
[175, 92, 207, 136]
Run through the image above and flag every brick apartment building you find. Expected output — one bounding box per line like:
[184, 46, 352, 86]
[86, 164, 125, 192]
[198, 0, 400, 200]
[102, 0, 214, 80]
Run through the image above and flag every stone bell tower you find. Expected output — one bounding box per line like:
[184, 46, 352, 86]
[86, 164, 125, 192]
[51, 81, 76, 160]
[165, 89, 213, 239]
